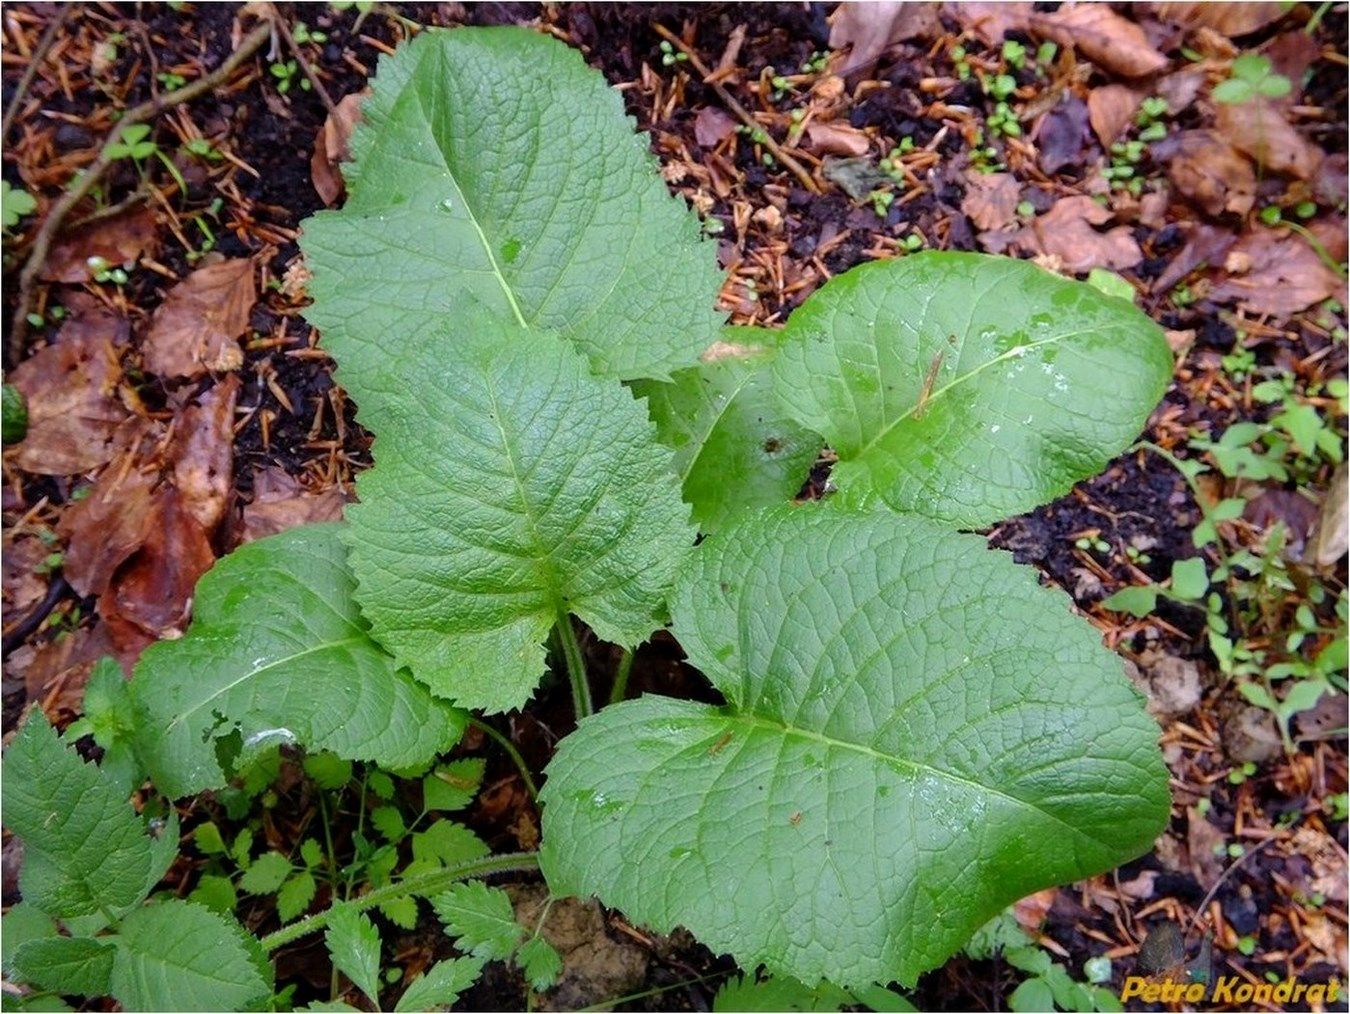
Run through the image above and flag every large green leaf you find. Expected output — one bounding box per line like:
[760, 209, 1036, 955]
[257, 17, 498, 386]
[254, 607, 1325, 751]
[343, 318, 693, 713]
[1, 714, 157, 919]
[634, 328, 821, 532]
[109, 900, 271, 1012]
[541, 503, 1170, 987]
[771, 253, 1172, 527]
[301, 26, 723, 415]
[131, 523, 464, 798]
[11, 937, 115, 997]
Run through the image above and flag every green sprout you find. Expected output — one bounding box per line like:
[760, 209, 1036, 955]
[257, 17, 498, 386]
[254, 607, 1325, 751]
[1214, 53, 1291, 104]
[1, 179, 37, 228]
[292, 21, 328, 45]
[658, 40, 688, 68]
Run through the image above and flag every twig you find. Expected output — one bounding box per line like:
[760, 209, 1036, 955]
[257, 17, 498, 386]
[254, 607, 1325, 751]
[651, 23, 820, 195]
[270, 5, 339, 116]
[0, 6, 75, 144]
[7, 20, 274, 363]
[1185, 829, 1284, 936]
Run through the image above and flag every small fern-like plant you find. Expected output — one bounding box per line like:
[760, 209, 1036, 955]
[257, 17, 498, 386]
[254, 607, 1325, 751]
[3, 26, 1176, 1011]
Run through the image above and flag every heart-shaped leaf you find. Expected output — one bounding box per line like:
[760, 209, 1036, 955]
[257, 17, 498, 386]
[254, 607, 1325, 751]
[541, 503, 1170, 987]
[634, 329, 821, 532]
[301, 25, 724, 416]
[132, 523, 464, 798]
[771, 253, 1172, 527]
[343, 316, 694, 712]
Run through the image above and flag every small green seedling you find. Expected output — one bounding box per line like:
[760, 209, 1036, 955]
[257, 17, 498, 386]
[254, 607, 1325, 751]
[1213, 54, 1291, 104]
[2, 179, 38, 228]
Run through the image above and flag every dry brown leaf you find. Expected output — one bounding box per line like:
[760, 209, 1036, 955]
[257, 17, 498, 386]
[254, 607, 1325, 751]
[142, 257, 256, 379]
[8, 332, 133, 475]
[1031, 5, 1169, 78]
[1163, 131, 1255, 217]
[238, 466, 348, 543]
[961, 171, 1021, 231]
[1150, 2, 1286, 37]
[10, 622, 121, 706]
[1013, 889, 1057, 933]
[829, 2, 941, 75]
[40, 206, 158, 282]
[1209, 226, 1347, 316]
[57, 464, 158, 598]
[1087, 84, 1144, 147]
[311, 90, 367, 206]
[169, 376, 239, 534]
[1215, 99, 1322, 180]
[101, 485, 215, 641]
[693, 107, 737, 149]
[1313, 463, 1347, 568]
[1186, 807, 1226, 883]
[1009, 195, 1143, 273]
[945, 1, 1033, 45]
[1262, 31, 1319, 104]
[2, 535, 50, 617]
[804, 121, 871, 158]
[1151, 223, 1236, 294]
[1036, 97, 1091, 175]
[1155, 68, 1207, 114]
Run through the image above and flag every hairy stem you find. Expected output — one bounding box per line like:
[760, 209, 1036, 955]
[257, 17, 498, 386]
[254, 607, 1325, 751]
[555, 613, 593, 720]
[468, 716, 540, 801]
[260, 851, 540, 951]
[609, 648, 635, 706]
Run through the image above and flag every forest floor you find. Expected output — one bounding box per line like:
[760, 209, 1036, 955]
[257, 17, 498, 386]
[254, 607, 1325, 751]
[1, 2, 1347, 1011]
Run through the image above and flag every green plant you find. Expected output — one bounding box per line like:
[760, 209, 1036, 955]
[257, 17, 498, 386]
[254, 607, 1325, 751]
[3, 27, 1176, 1011]
[270, 59, 310, 93]
[1213, 53, 1292, 104]
[157, 70, 186, 90]
[966, 911, 1121, 1012]
[105, 123, 187, 194]
[292, 20, 328, 44]
[2, 179, 38, 228]
[658, 39, 688, 67]
[2, 382, 28, 443]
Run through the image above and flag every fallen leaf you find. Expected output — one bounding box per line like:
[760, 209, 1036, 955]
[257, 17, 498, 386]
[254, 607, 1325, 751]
[1036, 97, 1091, 175]
[804, 121, 871, 158]
[1150, 2, 1286, 37]
[1209, 226, 1346, 316]
[8, 331, 133, 475]
[1215, 99, 1323, 180]
[142, 256, 256, 379]
[310, 90, 367, 206]
[829, 2, 942, 75]
[237, 467, 348, 543]
[1155, 68, 1207, 114]
[1031, 5, 1169, 78]
[693, 107, 737, 149]
[40, 206, 158, 282]
[1131, 650, 1203, 719]
[1151, 223, 1236, 294]
[1185, 807, 1225, 884]
[1312, 463, 1347, 567]
[57, 463, 158, 598]
[961, 171, 1021, 231]
[1087, 84, 1143, 147]
[1262, 31, 1319, 104]
[1013, 889, 1057, 933]
[1009, 195, 1143, 273]
[946, 1, 1033, 45]
[101, 485, 215, 640]
[169, 376, 239, 534]
[1315, 153, 1349, 207]
[1162, 131, 1256, 217]
[2, 535, 50, 616]
[1244, 487, 1319, 557]
[10, 622, 121, 704]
